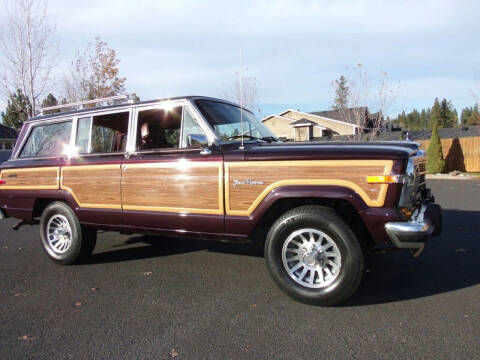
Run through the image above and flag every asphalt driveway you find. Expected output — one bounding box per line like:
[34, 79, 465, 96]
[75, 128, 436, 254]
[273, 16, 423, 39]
[1, 180, 479, 359]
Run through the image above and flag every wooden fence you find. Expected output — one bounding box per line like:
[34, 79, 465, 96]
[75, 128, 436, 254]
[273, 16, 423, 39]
[417, 136, 480, 172]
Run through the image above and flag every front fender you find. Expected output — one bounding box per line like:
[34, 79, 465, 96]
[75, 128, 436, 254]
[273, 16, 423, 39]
[224, 185, 370, 237]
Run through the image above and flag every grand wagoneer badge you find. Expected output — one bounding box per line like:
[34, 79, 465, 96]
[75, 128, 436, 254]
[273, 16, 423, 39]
[233, 179, 265, 187]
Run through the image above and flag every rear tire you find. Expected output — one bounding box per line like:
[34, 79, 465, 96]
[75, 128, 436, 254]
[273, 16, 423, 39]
[265, 205, 364, 306]
[40, 201, 97, 264]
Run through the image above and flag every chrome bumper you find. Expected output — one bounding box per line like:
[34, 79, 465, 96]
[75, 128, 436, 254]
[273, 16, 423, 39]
[385, 202, 442, 249]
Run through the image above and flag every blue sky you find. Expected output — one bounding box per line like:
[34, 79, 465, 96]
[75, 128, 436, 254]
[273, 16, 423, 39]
[3, 0, 480, 119]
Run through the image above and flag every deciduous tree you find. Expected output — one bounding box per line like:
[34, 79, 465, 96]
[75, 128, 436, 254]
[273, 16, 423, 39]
[0, 0, 58, 118]
[63, 37, 127, 102]
[222, 69, 258, 112]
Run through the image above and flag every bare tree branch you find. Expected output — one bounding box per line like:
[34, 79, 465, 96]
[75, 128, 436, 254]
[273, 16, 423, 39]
[0, 0, 59, 118]
[222, 69, 258, 112]
[332, 64, 399, 140]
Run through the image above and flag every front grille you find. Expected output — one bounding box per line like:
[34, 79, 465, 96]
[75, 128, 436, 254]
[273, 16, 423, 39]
[412, 159, 427, 206]
[416, 160, 427, 187]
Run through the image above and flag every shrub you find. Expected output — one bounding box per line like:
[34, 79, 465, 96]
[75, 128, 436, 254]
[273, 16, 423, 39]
[426, 124, 446, 174]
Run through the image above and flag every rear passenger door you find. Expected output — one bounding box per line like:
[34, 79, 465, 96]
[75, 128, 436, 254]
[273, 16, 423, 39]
[61, 109, 131, 226]
[121, 101, 224, 234]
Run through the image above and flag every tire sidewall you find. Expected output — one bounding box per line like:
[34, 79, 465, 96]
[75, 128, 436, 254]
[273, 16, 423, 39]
[265, 209, 363, 304]
[40, 202, 82, 264]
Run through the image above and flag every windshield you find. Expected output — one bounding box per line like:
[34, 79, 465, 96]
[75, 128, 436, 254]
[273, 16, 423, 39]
[194, 99, 277, 142]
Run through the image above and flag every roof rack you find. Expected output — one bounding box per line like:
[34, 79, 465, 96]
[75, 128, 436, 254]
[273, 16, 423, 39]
[40, 94, 133, 115]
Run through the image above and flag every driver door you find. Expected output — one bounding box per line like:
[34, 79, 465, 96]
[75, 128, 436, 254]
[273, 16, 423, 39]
[121, 102, 224, 234]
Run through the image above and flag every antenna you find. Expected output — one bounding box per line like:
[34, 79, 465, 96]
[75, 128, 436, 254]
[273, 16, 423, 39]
[239, 49, 245, 150]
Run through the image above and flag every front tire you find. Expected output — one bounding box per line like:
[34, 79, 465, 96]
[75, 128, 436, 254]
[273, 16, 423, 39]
[265, 205, 364, 306]
[40, 201, 97, 264]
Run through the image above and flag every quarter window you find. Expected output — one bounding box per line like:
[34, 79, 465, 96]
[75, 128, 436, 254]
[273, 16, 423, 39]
[76, 117, 91, 154]
[181, 108, 207, 148]
[20, 121, 72, 158]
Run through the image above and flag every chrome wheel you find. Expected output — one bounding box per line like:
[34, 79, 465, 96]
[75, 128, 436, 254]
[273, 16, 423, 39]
[46, 214, 72, 254]
[282, 228, 342, 288]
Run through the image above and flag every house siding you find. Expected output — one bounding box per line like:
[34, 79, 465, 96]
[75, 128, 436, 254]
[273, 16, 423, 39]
[263, 116, 294, 138]
[281, 111, 355, 136]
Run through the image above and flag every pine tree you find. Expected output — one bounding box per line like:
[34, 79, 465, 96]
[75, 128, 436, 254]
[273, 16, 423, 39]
[426, 124, 446, 174]
[41, 93, 60, 114]
[1, 89, 30, 130]
[430, 98, 441, 129]
[460, 105, 480, 125]
[436, 98, 456, 128]
[333, 75, 349, 109]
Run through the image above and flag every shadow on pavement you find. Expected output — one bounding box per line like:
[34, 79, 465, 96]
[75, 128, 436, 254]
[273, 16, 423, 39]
[86, 209, 480, 305]
[345, 209, 480, 305]
[86, 234, 263, 264]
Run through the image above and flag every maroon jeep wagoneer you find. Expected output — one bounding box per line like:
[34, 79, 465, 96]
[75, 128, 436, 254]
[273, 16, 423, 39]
[0, 96, 442, 305]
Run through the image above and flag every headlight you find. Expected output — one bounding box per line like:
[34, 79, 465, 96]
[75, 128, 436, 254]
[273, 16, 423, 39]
[398, 158, 415, 208]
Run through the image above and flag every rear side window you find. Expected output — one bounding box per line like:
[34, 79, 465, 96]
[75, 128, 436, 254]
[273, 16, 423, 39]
[75, 111, 129, 154]
[20, 121, 72, 158]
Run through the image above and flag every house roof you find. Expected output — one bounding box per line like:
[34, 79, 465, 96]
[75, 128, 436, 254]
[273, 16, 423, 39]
[289, 118, 318, 127]
[274, 109, 360, 128]
[309, 107, 368, 125]
[0, 124, 17, 140]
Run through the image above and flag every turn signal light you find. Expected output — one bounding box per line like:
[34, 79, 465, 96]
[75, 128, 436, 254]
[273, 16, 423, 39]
[400, 206, 413, 219]
[366, 175, 401, 184]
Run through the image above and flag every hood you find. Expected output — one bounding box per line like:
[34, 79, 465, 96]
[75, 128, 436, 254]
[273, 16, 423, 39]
[245, 141, 417, 161]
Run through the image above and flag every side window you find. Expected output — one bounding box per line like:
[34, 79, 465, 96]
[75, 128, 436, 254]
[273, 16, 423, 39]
[76, 117, 91, 154]
[181, 108, 207, 148]
[20, 121, 72, 158]
[136, 106, 182, 151]
[75, 112, 129, 154]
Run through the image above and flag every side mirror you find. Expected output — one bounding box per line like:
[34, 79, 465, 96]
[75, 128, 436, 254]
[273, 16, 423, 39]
[187, 134, 208, 147]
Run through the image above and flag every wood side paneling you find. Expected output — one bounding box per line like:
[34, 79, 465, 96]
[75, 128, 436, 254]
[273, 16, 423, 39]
[61, 165, 122, 209]
[122, 162, 223, 214]
[226, 160, 393, 216]
[0, 167, 59, 190]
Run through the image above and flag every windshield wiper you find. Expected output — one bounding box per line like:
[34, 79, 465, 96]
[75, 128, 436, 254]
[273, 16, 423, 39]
[226, 134, 260, 141]
[226, 135, 279, 143]
[260, 136, 279, 143]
